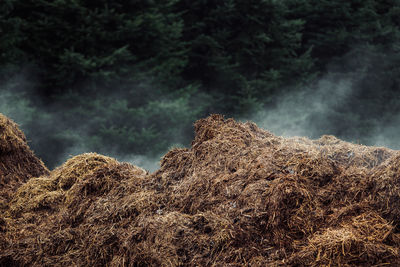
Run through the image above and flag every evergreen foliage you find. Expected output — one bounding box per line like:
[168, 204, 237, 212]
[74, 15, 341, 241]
[1, 0, 400, 167]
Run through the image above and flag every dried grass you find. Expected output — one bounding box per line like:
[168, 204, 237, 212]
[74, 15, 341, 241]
[0, 113, 49, 210]
[1, 114, 400, 266]
[289, 212, 398, 266]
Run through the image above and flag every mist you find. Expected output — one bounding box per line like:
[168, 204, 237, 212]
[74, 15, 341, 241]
[246, 47, 400, 149]
[248, 76, 355, 138]
[3, 46, 400, 173]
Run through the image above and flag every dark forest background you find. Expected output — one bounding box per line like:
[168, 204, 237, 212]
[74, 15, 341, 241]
[1, 0, 400, 169]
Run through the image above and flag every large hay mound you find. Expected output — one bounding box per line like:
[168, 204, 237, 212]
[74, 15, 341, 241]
[2, 114, 400, 266]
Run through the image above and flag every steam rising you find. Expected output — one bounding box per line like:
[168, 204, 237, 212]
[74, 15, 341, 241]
[247, 48, 400, 150]
[249, 75, 355, 138]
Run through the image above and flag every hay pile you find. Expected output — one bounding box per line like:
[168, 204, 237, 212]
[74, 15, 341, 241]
[2, 114, 400, 266]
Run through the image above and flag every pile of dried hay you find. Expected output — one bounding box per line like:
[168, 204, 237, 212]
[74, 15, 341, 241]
[8, 153, 120, 216]
[3, 153, 148, 266]
[1, 114, 400, 266]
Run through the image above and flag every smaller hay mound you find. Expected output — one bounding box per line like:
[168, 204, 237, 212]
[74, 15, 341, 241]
[8, 153, 121, 216]
[290, 212, 398, 266]
[0, 114, 49, 207]
[3, 155, 149, 266]
[51, 152, 119, 190]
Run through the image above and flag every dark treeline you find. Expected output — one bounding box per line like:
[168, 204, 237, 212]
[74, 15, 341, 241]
[1, 0, 400, 168]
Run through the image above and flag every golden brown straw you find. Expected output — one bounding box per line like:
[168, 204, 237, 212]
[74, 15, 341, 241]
[1, 113, 400, 266]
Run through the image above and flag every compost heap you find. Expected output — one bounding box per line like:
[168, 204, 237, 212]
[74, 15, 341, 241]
[1, 114, 400, 266]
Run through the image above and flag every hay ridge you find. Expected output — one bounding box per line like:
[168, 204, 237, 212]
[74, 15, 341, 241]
[1, 114, 400, 266]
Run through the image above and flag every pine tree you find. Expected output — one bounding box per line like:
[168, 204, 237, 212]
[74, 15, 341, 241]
[177, 0, 314, 115]
[2, 0, 187, 97]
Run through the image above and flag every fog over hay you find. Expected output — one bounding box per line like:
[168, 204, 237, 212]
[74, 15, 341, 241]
[248, 74, 355, 138]
[247, 48, 400, 150]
